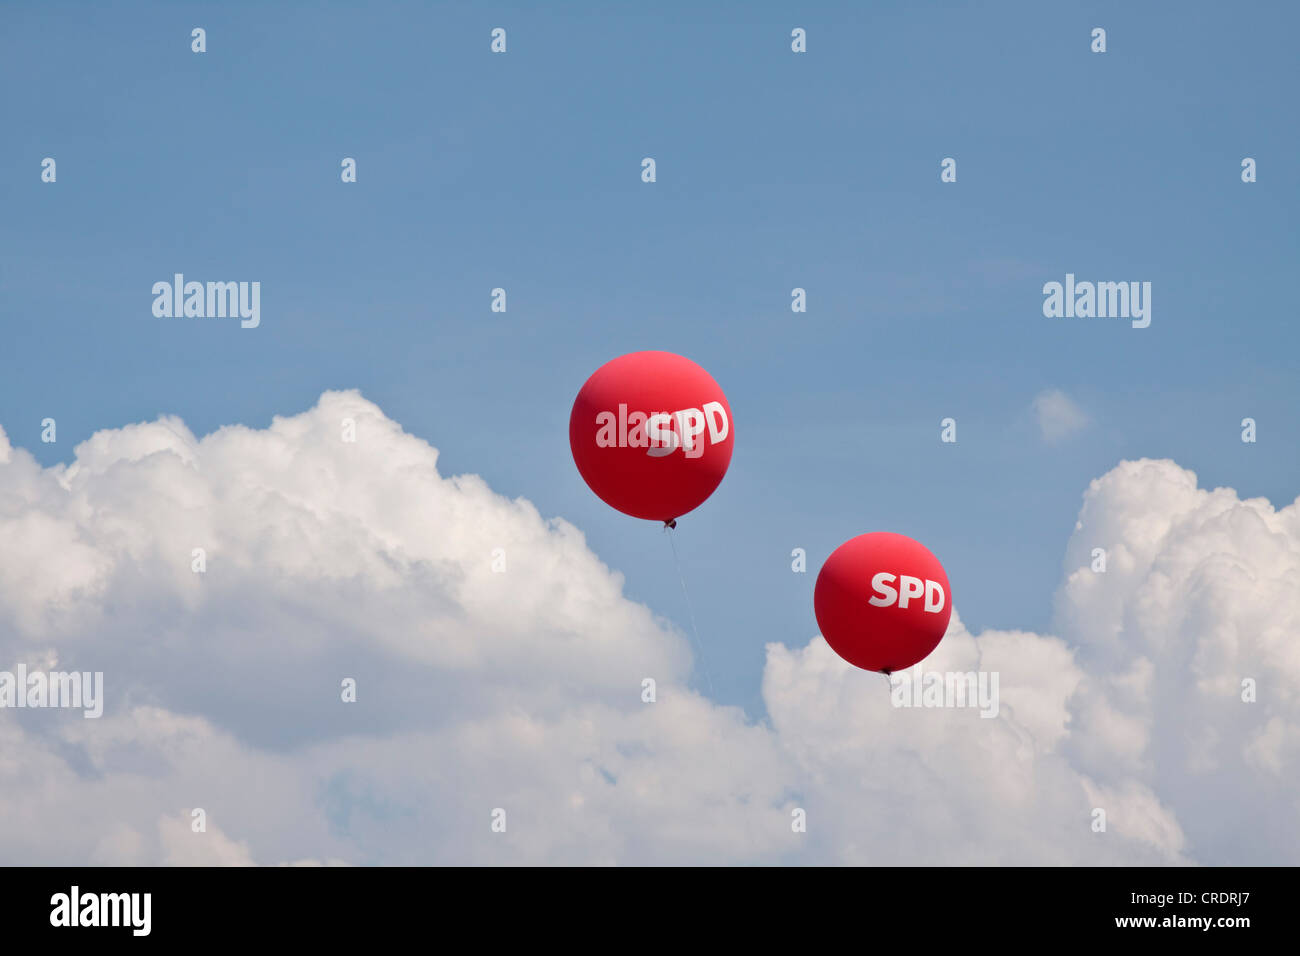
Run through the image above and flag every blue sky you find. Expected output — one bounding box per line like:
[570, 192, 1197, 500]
[4, 0, 1297, 718]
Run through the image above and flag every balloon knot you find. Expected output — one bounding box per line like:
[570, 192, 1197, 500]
[664, 519, 677, 530]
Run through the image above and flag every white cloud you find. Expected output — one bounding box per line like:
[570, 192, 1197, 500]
[1056, 458, 1300, 862]
[0, 395, 1294, 864]
[1033, 388, 1090, 443]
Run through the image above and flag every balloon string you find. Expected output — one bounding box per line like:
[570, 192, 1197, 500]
[665, 527, 746, 813]
[665, 524, 716, 699]
[666, 525, 743, 806]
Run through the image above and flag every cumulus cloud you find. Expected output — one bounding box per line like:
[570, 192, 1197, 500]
[1056, 459, 1300, 863]
[0, 393, 1294, 864]
[1034, 389, 1090, 443]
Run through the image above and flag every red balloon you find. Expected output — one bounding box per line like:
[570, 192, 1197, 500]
[569, 351, 734, 523]
[814, 532, 952, 673]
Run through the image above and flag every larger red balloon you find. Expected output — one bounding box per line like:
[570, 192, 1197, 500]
[814, 533, 952, 673]
[569, 351, 734, 523]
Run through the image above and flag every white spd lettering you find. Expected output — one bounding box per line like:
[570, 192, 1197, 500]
[595, 402, 728, 458]
[868, 572, 945, 613]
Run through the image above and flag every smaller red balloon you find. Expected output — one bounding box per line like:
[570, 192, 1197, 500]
[814, 532, 952, 673]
